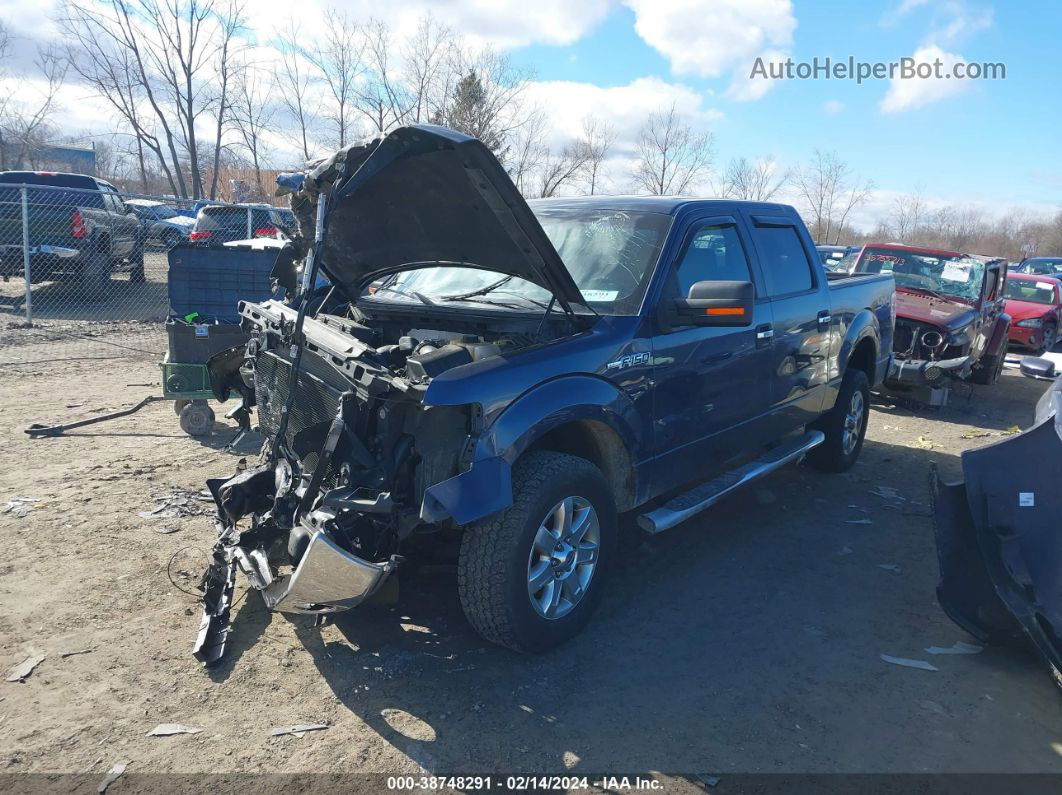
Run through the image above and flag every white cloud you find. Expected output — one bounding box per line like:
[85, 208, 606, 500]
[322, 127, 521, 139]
[725, 49, 787, 101]
[625, 0, 796, 86]
[242, 0, 613, 50]
[523, 77, 722, 152]
[879, 44, 973, 113]
[822, 99, 845, 115]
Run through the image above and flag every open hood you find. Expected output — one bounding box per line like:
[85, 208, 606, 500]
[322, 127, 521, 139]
[316, 124, 584, 309]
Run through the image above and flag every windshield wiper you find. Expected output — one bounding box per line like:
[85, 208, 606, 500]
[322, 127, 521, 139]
[902, 285, 952, 302]
[442, 275, 514, 301]
[373, 284, 436, 305]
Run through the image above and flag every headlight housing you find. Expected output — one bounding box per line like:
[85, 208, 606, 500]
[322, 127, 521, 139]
[1016, 317, 1044, 328]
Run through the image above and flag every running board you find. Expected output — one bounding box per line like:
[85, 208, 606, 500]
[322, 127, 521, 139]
[637, 431, 825, 534]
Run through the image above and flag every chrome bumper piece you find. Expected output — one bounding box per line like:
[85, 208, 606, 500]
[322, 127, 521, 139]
[260, 530, 394, 614]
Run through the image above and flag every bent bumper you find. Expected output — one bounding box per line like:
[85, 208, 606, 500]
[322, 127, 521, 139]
[885, 354, 971, 388]
[261, 530, 394, 614]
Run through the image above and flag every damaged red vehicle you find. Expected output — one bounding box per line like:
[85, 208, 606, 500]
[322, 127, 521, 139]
[1003, 272, 1061, 353]
[845, 244, 1010, 404]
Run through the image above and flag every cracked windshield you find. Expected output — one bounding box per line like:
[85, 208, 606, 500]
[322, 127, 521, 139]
[852, 247, 986, 301]
[373, 207, 671, 314]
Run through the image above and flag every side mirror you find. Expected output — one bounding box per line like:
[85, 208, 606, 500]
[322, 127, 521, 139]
[666, 280, 754, 329]
[1020, 356, 1056, 380]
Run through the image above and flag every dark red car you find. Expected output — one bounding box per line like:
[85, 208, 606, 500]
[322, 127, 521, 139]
[846, 244, 1011, 401]
[1003, 272, 1061, 352]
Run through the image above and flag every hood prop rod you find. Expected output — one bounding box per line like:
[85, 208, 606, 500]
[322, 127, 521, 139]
[271, 193, 329, 466]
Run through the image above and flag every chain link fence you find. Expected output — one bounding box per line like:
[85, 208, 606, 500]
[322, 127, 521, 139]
[0, 180, 291, 366]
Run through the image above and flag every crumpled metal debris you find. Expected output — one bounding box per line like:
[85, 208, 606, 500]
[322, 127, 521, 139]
[270, 723, 329, 738]
[137, 489, 212, 521]
[2, 496, 41, 518]
[6, 653, 45, 681]
[98, 761, 129, 794]
[880, 654, 938, 671]
[147, 723, 202, 736]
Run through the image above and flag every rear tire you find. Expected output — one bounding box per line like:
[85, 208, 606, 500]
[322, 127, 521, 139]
[81, 244, 112, 302]
[807, 368, 870, 473]
[457, 451, 615, 653]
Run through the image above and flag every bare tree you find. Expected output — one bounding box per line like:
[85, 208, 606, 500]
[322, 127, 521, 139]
[60, 0, 179, 193]
[889, 189, 927, 243]
[0, 29, 69, 170]
[579, 114, 615, 195]
[206, 0, 245, 199]
[275, 23, 317, 161]
[308, 13, 363, 148]
[536, 143, 591, 198]
[401, 15, 456, 125]
[507, 110, 549, 196]
[632, 103, 713, 195]
[791, 150, 872, 244]
[718, 156, 787, 201]
[231, 59, 276, 199]
[355, 19, 408, 134]
[433, 48, 535, 163]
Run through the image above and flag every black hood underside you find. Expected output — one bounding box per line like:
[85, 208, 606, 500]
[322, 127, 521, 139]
[315, 125, 585, 310]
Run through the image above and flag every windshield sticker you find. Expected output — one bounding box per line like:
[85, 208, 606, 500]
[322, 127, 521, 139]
[1036, 281, 1056, 290]
[581, 289, 619, 302]
[941, 262, 974, 282]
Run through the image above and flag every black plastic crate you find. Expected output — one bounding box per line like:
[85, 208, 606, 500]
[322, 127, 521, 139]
[167, 320, 249, 364]
[167, 243, 278, 323]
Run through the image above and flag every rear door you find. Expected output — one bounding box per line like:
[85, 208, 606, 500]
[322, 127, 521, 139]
[746, 213, 832, 437]
[650, 215, 776, 487]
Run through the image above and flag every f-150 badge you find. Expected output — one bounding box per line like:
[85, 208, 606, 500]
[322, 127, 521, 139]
[606, 352, 651, 370]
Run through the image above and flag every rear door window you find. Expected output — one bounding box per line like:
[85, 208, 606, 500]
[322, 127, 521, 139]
[750, 222, 815, 296]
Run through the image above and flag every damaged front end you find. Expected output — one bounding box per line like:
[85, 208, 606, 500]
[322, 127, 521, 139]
[193, 300, 479, 666]
[192, 124, 585, 666]
[882, 318, 974, 405]
[931, 373, 1062, 686]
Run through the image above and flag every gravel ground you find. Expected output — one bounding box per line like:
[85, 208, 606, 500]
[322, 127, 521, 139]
[1, 344, 1060, 788]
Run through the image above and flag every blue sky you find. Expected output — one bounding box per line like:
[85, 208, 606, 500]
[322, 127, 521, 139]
[1, 0, 1057, 226]
[510, 0, 1061, 213]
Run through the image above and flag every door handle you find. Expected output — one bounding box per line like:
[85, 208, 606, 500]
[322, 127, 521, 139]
[755, 324, 774, 347]
[817, 310, 831, 329]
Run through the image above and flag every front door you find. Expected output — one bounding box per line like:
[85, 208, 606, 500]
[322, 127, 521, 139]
[650, 216, 776, 492]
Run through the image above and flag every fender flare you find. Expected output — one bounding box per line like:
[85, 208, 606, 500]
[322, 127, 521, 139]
[484, 374, 643, 464]
[420, 376, 643, 526]
[835, 308, 881, 383]
[984, 313, 1012, 359]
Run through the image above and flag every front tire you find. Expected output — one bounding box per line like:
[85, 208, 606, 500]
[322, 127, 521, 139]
[1037, 323, 1056, 354]
[807, 368, 870, 473]
[968, 349, 1005, 385]
[457, 451, 616, 653]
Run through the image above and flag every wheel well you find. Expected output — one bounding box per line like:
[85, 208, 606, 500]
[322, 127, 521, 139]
[526, 420, 636, 511]
[848, 337, 876, 383]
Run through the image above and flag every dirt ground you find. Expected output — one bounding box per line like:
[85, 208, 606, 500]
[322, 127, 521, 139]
[1, 342, 1060, 788]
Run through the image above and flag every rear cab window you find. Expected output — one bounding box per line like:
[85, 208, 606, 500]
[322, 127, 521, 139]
[748, 216, 816, 296]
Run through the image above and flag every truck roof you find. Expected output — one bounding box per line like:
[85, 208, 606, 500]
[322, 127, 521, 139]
[527, 195, 795, 217]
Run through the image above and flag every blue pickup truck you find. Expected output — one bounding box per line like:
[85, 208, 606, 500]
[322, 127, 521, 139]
[194, 125, 894, 664]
